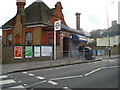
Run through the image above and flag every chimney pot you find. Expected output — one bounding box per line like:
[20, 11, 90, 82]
[16, 0, 26, 9]
[76, 13, 81, 16]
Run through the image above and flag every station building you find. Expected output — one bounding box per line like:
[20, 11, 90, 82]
[1, 0, 88, 63]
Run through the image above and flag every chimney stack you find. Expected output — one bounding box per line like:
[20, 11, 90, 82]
[75, 13, 81, 30]
[16, 0, 26, 23]
[112, 20, 117, 26]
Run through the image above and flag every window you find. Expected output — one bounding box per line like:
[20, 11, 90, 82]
[7, 33, 12, 45]
[15, 34, 20, 45]
[26, 32, 32, 45]
[49, 37, 54, 45]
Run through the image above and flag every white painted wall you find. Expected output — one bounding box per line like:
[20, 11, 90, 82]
[87, 38, 95, 43]
[97, 35, 120, 46]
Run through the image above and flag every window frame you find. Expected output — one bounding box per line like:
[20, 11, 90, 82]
[49, 37, 54, 45]
[26, 32, 33, 45]
[7, 33, 12, 45]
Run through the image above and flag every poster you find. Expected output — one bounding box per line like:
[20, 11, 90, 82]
[41, 46, 52, 56]
[34, 46, 40, 57]
[25, 46, 32, 58]
[14, 46, 22, 59]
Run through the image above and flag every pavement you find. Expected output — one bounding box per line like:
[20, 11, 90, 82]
[1, 55, 120, 74]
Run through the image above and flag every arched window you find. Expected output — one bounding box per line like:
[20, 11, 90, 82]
[26, 32, 32, 45]
[7, 33, 12, 45]
[15, 34, 20, 45]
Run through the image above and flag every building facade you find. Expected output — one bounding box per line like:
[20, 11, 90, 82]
[1, 0, 87, 63]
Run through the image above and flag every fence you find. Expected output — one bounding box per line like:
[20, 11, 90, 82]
[2, 48, 113, 74]
[2, 44, 109, 64]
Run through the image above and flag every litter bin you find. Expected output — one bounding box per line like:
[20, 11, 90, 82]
[84, 47, 94, 60]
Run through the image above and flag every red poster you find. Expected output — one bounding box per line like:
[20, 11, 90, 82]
[14, 46, 22, 59]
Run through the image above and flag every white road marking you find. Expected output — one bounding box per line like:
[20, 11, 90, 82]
[23, 84, 27, 86]
[50, 75, 83, 81]
[36, 76, 45, 80]
[28, 74, 34, 76]
[84, 68, 101, 76]
[0, 79, 16, 85]
[22, 72, 27, 74]
[102, 59, 115, 62]
[102, 65, 119, 69]
[26, 80, 47, 88]
[109, 60, 115, 62]
[0, 75, 8, 79]
[48, 80, 58, 85]
[63, 87, 72, 90]
[18, 81, 22, 83]
[10, 85, 25, 88]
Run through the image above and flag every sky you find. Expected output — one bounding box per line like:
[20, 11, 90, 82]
[0, 0, 119, 36]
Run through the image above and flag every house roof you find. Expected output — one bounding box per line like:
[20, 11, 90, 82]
[1, 1, 89, 36]
[1, 1, 54, 29]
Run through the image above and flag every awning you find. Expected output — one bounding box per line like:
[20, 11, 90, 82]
[72, 34, 87, 42]
[61, 25, 85, 36]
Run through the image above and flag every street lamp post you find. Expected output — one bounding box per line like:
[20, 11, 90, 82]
[106, 1, 115, 29]
[106, 2, 115, 57]
[106, 4, 109, 29]
[107, 35, 111, 57]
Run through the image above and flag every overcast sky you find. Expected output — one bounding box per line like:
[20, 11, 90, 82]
[0, 0, 119, 36]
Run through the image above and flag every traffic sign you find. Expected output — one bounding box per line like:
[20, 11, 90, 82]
[54, 20, 61, 31]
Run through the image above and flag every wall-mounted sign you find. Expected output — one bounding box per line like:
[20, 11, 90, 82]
[34, 46, 40, 57]
[25, 46, 32, 58]
[54, 20, 61, 31]
[14, 46, 23, 59]
[41, 46, 52, 56]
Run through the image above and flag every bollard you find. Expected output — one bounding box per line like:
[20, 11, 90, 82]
[82, 50, 85, 62]
[68, 51, 71, 63]
[50, 52, 53, 65]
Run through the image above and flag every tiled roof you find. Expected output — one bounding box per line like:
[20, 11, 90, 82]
[1, 1, 54, 29]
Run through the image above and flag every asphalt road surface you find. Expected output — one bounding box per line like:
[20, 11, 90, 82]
[0, 58, 119, 90]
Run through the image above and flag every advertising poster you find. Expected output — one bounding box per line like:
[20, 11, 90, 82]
[34, 46, 40, 57]
[41, 46, 52, 56]
[14, 46, 22, 59]
[25, 46, 32, 58]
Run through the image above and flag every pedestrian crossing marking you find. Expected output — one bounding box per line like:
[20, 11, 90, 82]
[10, 85, 25, 88]
[28, 74, 34, 76]
[0, 79, 16, 85]
[0, 75, 7, 79]
[48, 80, 58, 85]
[36, 76, 45, 80]
[0, 75, 26, 89]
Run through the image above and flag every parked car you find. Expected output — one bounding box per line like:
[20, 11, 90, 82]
[84, 47, 94, 60]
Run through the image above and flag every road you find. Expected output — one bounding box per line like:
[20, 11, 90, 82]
[0, 58, 119, 89]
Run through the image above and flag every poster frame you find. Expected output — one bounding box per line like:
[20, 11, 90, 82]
[14, 46, 23, 59]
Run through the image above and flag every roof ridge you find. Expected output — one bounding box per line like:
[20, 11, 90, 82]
[35, 0, 43, 2]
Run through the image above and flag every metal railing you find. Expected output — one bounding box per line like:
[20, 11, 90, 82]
[2, 49, 113, 74]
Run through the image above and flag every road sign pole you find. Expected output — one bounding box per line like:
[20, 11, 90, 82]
[54, 20, 61, 60]
[54, 29, 56, 60]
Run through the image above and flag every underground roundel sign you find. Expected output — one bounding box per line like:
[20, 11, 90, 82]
[54, 20, 61, 31]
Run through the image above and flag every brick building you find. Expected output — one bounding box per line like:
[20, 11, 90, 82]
[1, 0, 87, 63]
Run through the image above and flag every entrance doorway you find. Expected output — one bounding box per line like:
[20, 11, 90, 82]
[63, 37, 69, 56]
